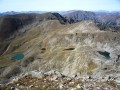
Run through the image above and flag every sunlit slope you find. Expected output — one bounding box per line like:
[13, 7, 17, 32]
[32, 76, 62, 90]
[0, 19, 120, 81]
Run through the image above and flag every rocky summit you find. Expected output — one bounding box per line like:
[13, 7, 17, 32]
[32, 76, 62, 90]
[0, 12, 120, 90]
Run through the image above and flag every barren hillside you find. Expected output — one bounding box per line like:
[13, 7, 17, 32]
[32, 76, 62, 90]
[0, 13, 120, 90]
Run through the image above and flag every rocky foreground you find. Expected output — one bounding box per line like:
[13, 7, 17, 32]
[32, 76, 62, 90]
[0, 70, 120, 90]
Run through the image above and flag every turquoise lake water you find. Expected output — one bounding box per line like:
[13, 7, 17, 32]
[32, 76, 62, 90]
[11, 53, 24, 60]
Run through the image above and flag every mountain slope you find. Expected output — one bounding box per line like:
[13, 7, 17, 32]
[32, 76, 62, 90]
[0, 13, 68, 56]
[0, 13, 120, 90]
[96, 12, 120, 26]
[63, 10, 96, 21]
[0, 13, 67, 41]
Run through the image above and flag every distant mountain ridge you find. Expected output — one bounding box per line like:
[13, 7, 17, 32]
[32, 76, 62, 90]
[0, 10, 120, 31]
[63, 10, 120, 27]
[63, 10, 96, 21]
[0, 11, 47, 16]
[0, 10, 120, 40]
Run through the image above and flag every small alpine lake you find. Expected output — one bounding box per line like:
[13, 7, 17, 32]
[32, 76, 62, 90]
[11, 53, 24, 61]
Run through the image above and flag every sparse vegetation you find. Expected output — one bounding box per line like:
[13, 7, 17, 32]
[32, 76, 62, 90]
[116, 61, 120, 66]
[107, 81, 116, 88]
[21, 57, 34, 67]
[87, 60, 97, 75]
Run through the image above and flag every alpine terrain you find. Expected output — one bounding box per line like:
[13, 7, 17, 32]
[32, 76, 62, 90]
[0, 11, 120, 90]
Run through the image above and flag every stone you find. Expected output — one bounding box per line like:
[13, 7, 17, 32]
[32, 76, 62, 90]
[69, 82, 74, 87]
[76, 84, 81, 89]
[59, 83, 64, 89]
[11, 87, 15, 90]
[71, 88, 76, 90]
[17, 83, 20, 86]
[30, 70, 43, 78]
[29, 85, 34, 88]
[51, 75, 58, 81]
[45, 70, 55, 75]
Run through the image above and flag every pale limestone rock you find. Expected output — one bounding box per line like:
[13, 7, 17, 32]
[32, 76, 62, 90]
[59, 83, 64, 89]
[76, 84, 81, 89]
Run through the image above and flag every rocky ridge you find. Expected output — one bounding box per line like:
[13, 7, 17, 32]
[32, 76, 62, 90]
[63, 10, 120, 27]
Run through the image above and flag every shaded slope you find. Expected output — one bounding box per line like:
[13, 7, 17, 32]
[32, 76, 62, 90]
[0, 13, 67, 41]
